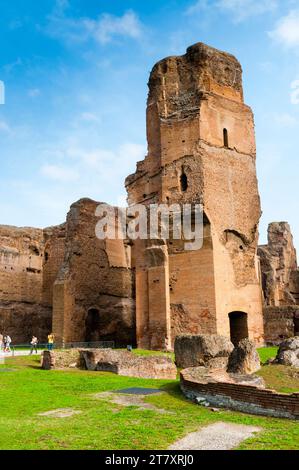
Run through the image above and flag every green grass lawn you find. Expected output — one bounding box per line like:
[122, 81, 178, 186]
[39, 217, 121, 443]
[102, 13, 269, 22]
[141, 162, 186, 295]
[257, 347, 278, 364]
[0, 353, 298, 450]
[256, 347, 299, 393]
[257, 365, 299, 394]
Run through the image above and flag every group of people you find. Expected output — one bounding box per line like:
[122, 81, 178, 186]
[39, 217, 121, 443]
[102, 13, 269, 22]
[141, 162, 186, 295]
[0, 333, 55, 355]
[0, 334, 12, 352]
[30, 333, 55, 354]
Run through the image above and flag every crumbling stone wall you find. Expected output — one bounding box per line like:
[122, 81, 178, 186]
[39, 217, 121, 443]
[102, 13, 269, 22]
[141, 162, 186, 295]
[52, 198, 135, 347]
[0, 199, 135, 346]
[0, 225, 51, 342]
[42, 224, 66, 306]
[258, 222, 299, 344]
[263, 306, 299, 345]
[126, 42, 264, 350]
[258, 222, 299, 306]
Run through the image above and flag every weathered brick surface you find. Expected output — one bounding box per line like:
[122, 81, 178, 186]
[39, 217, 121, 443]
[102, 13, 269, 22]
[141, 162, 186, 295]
[0, 200, 135, 347]
[258, 222, 299, 307]
[263, 306, 299, 345]
[126, 42, 264, 350]
[80, 349, 177, 379]
[52, 199, 135, 347]
[0, 224, 64, 342]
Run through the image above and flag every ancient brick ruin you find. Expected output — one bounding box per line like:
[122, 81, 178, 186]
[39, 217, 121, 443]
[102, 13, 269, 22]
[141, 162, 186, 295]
[0, 199, 135, 346]
[0, 42, 298, 349]
[51, 199, 135, 346]
[126, 42, 264, 349]
[258, 222, 299, 344]
[0, 224, 64, 343]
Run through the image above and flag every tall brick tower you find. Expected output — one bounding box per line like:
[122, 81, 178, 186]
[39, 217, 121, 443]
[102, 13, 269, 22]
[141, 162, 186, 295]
[126, 43, 264, 350]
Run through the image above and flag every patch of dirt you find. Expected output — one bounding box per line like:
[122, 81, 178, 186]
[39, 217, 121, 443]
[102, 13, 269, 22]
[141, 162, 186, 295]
[38, 408, 82, 418]
[169, 421, 261, 450]
[93, 391, 170, 414]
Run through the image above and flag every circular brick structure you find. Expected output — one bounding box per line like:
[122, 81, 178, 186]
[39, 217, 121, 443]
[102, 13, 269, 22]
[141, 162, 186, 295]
[180, 367, 299, 420]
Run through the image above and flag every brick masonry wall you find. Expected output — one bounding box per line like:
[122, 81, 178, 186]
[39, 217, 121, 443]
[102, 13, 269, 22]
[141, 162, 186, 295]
[263, 306, 299, 345]
[181, 369, 299, 420]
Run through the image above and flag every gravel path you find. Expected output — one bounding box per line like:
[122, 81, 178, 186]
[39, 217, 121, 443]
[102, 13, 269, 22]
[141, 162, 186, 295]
[169, 422, 261, 450]
[0, 351, 41, 358]
[93, 391, 170, 413]
[38, 408, 82, 418]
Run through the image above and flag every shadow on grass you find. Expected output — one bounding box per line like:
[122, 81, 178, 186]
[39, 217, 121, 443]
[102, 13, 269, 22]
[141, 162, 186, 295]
[159, 382, 189, 403]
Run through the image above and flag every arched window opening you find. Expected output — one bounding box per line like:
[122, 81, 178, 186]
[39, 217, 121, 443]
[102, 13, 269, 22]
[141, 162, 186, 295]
[229, 311, 248, 346]
[85, 308, 100, 343]
[223, 128, 229, 148]
[180, 168, 188, 192]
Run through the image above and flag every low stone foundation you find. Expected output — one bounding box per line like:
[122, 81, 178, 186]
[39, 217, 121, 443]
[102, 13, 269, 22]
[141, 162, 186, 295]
[180, 367, 299, 420]
[80, 349, 177, 379]
[41, 348, 177, 380]
[41, 349, 82, 370]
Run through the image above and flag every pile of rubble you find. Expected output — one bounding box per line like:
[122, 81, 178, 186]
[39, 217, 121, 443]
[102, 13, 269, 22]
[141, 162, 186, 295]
[174, 334, 260, 374]
[275, 337, 299, 368]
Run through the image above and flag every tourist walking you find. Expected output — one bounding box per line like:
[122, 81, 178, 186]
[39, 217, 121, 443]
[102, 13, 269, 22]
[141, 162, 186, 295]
[0, 333, 3, 351]
[30, 336, 38, 355]
[4, 335, 12, 353]
[47, 333, 54, 351]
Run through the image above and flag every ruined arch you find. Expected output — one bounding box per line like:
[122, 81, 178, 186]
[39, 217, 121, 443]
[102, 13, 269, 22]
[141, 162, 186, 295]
[229, 311, 248, 346]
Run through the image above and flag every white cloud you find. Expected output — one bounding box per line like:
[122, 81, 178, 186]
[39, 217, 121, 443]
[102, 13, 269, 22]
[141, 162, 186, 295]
[65, 142, 145, 171]
[273, 112, 298, 126]
[80, 112, 101, 123]
[259, 61, 275, 73]
[3, 58, 22, 74]
[44, 5, 143, 45]
[291, 79, 299, 104]
[0, 80, 5, 104]
[39, 142, 145, 185]
[186, 0, 278, 22]
[41, 164, 79, 182]
[28, 88, 41, 98]
[54, 0, 70, 15]
[0, 120, 12, 134]
[269, 9, 299, 47]
[90, 11, 143, 44]
[185, 0, 209, 15]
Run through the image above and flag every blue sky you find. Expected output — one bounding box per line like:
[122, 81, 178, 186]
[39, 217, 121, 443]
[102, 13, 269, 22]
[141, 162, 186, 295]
[0, 0, 299, 247]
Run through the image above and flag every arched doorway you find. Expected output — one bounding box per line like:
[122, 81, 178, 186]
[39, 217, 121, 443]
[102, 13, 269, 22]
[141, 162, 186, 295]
[294, 313, 299, 337]
[85, 308, 100, 342]
[229, 311, 248, 346]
